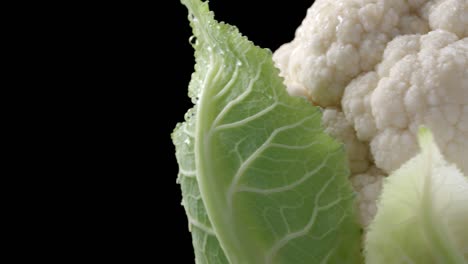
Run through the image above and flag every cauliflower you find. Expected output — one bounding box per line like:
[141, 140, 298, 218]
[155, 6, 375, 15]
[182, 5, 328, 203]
[350, 166, 384, 227]
[273, 0, 468, 226]
[322, 108, 370, 173]
[344, 31, 468, 174]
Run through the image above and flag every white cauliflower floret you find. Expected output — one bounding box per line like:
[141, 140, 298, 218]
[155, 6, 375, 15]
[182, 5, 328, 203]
[273, 0, 432, 106]
[274, 0, 467, 107]
[322, 109, 370, 174]
[274, 0, 468, 227]
[344, 31, 468, 174]
[425, 0, 468, 38]
[351, 167, 384, 227]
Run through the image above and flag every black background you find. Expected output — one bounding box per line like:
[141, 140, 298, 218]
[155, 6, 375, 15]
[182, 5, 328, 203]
[169, 1, 315, 262]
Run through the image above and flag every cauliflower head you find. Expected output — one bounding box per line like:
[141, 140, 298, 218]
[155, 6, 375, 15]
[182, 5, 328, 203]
[273, 0, 468, 226]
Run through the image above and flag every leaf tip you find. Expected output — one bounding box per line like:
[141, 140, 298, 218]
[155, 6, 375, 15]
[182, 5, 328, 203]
[417, 125, 436, 156]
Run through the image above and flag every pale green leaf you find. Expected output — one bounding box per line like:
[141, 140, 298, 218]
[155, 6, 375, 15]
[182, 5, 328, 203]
[365, 127, 468, 264]
[173, 0, 363, 263]
[174, 110, 229, 264]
